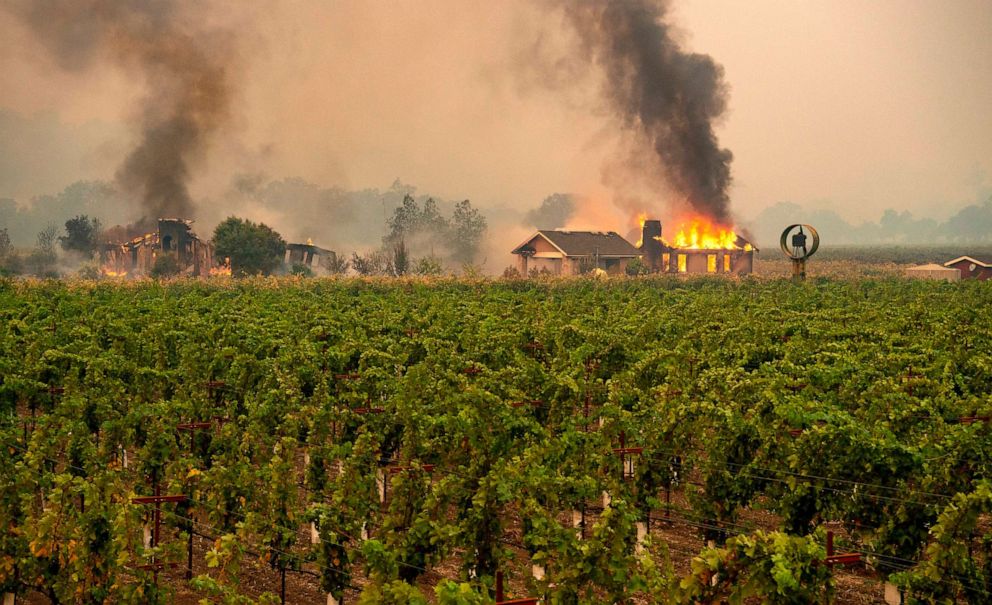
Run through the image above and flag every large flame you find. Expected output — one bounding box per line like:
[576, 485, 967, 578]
[665, 216, 749, 250]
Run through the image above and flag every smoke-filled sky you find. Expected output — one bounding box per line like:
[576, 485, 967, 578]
[1, 0, 990, 234]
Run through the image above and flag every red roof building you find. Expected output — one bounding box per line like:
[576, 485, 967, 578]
[943, 256, 992, 281]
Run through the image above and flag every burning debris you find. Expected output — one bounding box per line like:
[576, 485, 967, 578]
[101, 219, 220, 278]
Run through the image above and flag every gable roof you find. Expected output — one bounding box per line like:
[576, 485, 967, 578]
[512, 230, 641, 257]
[944, 256, 992, 268]
[906, 263, 958, 272]
[287, 242, 333, 255]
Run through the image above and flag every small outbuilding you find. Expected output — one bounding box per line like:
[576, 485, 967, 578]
[943, 256, 992, 281]
[905, 263, 960, 282]
[511, 230, 641, 276]
[286, 240, 338, 274]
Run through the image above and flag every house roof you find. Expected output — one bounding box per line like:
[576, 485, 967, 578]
[944, 256, 992, 268]
[906, 263, 958, 272]
[512, 230, 641, 257]
[287, 242, 333, 255]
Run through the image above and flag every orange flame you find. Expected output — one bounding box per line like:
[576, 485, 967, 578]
[209, 257, 232, 277]
[666, 216, 748, 250]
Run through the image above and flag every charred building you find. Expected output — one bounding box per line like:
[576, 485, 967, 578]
[285, 240, 338, 274]
[101, 219, 219, 277]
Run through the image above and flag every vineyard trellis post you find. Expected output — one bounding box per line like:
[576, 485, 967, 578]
[132, 474, 188, 586]
[612, 432, 645, 551]
[824, 531, 861, 567]
[577, 358, 601, 538]
[177, 420, 212, 580]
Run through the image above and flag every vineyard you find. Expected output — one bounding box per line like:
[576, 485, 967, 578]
[2, 276, 992, 604]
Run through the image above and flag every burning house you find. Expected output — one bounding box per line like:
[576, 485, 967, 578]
[638, 218, 755, 275]
[511, 218, 755, 277]
[101, 219, 222, 277]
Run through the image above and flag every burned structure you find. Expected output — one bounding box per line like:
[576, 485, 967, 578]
[638, 218, 755, 275]
[102, 219, 220, 277]
[285, 240, 339, 274]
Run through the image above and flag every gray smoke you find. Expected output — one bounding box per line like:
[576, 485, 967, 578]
[4, 0, 235, 225]
[555, 0, 734, 222]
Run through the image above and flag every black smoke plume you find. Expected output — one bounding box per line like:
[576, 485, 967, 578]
[555, 0, 734, 223]
[4, 0, 235, 226]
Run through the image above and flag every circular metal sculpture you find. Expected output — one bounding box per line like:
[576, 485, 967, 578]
[780, 224, 820, 280]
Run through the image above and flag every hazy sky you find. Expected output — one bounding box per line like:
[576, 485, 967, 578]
[1, 0, 990, 231]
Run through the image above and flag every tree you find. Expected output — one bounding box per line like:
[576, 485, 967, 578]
[384, 195, 449, 249]
[385, 195, 421, 245]
[414, 256, 444, 276]
[625, 257, 649, 276]
[212, 217, 287, 276]
[36, 224, 57, 257]
[324, 253, 350, 275]
[0, 228, 11, 259]
[525, 193, 575, 229]
[940, 200, 992, 243]
[382, 195, 488, 266]
[393, 240, 409, 276]
[351, 250, 394, 276]
[0, 231, 22, 276]
[420, 199, 448, 234]
[59, 215, 102, 257]
[27, 224, 58, 276]
[448, 200, 487, 264]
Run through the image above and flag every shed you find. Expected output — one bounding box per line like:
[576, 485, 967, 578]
[943, 256, 992, 281]
[905, 263, 960, 282]
[511, 230, 640, 276]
